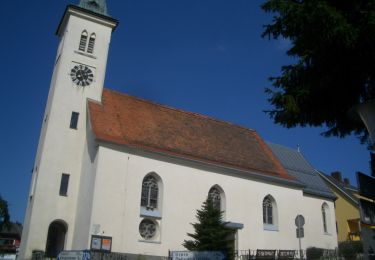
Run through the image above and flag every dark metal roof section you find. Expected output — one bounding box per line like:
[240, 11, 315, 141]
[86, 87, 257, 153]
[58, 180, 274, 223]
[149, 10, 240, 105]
[267, 142, 336, 200]
[79, 0, 108, 16]
[317, 172, 359, 205]
[0, 222, 22, 239]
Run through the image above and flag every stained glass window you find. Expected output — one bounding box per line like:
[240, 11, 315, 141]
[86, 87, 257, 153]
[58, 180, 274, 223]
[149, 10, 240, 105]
[139, 219, 157, 240]
[141, 176, 158, 209]
[263, 196, 273, 224]
[322, 204, 328, 233]
[209, 187, 221, 211]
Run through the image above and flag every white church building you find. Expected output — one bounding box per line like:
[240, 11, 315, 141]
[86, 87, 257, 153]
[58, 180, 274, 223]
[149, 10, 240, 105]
[19, 1, 338, 259]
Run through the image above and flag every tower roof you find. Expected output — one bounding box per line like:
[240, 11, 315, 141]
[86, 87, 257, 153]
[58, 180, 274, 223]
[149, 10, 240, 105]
[78, 0, 108, 16]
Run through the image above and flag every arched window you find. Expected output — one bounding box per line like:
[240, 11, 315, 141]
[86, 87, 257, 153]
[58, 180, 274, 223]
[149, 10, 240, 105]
[262, 195, 278, 230]
[141, 175, 159, 210]
[322, 203, 330, 233]
[79, 30, 88, 51]
[209, 187, 221, 210]
[87, 33, 96, 54]
[208, 185, 226, 215]
[45, 220, 67, 258]
[263, 196, 273, 224]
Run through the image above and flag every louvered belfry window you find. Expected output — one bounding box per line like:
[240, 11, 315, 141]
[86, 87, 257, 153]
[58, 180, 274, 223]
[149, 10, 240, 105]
[141, 176, 158, 209]
[87, 33, 96, 54]
[79, 30, 88, 51]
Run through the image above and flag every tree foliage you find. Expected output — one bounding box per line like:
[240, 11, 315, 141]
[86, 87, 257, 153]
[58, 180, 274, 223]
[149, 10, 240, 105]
[183, 198, 234, 259]
[261, 0, 375, 142]
[0, 195, 10, 231]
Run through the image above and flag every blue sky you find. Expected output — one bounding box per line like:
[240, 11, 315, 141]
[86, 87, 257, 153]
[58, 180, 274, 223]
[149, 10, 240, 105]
[0, 0, 371, 223]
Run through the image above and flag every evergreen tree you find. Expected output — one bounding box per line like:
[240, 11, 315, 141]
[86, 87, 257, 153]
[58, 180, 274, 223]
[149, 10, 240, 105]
[0, 195, 10, 231]
[261, 0, 375, 143]
[183, 198, 234, 259]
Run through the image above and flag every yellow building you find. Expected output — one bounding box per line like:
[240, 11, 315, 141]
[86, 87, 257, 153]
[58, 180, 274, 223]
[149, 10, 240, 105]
[318, 172, 361, 242]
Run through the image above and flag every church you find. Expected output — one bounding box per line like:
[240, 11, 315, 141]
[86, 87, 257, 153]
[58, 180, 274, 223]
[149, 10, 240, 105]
[19, 1, 338, 259]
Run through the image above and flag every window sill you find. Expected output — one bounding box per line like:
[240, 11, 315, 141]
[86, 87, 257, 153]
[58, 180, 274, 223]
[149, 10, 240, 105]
[140, 208, 162, 219]
[74, 50, 97, 59]
[263, 224, 278, 231]
[138, 239, 161, 244]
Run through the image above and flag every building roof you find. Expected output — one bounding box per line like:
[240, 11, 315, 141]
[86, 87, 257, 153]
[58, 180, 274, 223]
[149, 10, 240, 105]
[317, 172, 359, 205]
[267, 142, 336, 200]
[0, 222, 22, 239]
[88, 89, 296, 181]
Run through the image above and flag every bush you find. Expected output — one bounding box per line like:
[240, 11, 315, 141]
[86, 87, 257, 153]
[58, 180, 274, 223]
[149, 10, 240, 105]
[338, 241, 363, 260]
[306, 247, 324, 260]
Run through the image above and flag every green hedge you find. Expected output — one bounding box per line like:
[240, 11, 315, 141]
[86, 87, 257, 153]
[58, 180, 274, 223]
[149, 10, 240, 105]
[338, 240, 363, 260]
[306, 247, 324, 260]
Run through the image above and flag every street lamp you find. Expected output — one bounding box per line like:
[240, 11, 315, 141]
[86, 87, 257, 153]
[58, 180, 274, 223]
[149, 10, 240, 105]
[354, 100, 375, 150]
[352, 100, 375, 260]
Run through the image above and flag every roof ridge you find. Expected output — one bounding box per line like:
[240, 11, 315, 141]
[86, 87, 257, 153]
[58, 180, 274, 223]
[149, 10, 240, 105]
[318, 171, 358, 204]
[104, 88, 257, 133]
[267, 141, 298, 153]
[267, 141, 323, 178]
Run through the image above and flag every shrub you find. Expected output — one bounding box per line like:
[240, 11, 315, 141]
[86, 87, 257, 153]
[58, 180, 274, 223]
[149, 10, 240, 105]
[306, 247, 324, 260]
[338, 241, 363, 260]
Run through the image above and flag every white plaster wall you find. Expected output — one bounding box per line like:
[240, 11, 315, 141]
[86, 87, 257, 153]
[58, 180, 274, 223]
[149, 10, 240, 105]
[86, 145, 338, 257]
[72, 119, 100, 249]
[19, 9, 115, 259]
[300, 196, 337, 249]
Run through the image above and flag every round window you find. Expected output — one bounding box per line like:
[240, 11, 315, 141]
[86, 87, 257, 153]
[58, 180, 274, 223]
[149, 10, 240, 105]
[139, 219, 157, 240]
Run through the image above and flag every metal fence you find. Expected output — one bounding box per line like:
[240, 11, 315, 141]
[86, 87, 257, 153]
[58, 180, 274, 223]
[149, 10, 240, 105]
[233, 249, 363, 260]
[29, 249, 364, 260]
[31, 251, 167, 260]
[90, 251, 128, 260]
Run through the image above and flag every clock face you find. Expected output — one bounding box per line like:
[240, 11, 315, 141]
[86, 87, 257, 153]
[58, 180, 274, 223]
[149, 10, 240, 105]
[70, 64, 94, 87]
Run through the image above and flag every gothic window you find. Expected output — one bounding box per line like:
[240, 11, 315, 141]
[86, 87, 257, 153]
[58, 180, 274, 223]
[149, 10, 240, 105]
[322, 203, 330, 233]
[141, 175, 159, 210]
[139, 219, 158, 240]
[208, 187, 222, 211]
[79, 30, 88, 51]
[87, 33, 96, 54]
[263, 196, 273, 225]
[263, 195, 278, 230]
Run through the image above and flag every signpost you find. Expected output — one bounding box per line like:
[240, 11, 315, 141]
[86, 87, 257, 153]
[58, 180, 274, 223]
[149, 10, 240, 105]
[295, 215, 305, 260]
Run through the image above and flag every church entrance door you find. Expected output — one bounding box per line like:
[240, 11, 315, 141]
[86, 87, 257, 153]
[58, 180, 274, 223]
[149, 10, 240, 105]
[45, 220, 67, 258]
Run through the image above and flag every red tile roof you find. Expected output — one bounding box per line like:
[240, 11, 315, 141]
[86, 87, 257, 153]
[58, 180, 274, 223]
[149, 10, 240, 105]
[88, 88, 294, 180]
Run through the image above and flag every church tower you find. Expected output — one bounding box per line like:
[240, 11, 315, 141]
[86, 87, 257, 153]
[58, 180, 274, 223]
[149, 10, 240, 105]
[19, 1, 118, 259]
